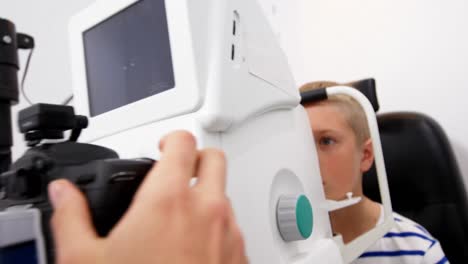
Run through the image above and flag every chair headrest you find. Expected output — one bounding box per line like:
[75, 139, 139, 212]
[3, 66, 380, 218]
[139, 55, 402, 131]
[364, 112, 467, 209]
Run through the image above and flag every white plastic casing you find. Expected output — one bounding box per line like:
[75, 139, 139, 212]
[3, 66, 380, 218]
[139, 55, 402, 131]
[69, 1, 394, 263]
[69, 0, 202, 142]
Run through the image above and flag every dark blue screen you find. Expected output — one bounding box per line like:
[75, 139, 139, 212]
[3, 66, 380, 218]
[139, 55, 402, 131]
[83, 0, 175, 117]
[0, 241, 38, 264]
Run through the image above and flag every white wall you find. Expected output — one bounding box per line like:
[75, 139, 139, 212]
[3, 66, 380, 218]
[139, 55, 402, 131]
[277, 0, 468, 188]
[2, 0, 468, 187]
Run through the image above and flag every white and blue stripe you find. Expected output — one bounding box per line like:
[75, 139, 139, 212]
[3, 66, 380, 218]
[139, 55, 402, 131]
[352, 208, 449, 264]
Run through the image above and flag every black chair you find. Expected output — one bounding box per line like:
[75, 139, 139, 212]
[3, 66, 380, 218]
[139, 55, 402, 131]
[363, 112, 468, 263]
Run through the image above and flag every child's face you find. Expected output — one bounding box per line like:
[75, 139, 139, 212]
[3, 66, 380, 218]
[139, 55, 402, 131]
[305, 103, 371, 200]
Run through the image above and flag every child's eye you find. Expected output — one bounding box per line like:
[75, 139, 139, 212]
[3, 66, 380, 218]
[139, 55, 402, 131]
[319, 137, 336, 146]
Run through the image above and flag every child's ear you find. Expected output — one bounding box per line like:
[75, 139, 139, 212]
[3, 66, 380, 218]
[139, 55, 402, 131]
[360, 139, 374, 173]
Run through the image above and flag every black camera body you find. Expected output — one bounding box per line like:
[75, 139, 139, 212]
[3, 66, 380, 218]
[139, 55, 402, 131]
[1, 18, 154, 263]
[0, 104, 154, 263]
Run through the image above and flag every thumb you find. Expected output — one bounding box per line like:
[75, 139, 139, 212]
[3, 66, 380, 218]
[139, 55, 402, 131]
[48, 180, 98, 258]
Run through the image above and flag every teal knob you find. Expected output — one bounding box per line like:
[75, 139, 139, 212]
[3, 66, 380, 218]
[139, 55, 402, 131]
[277, 194, 313, 241]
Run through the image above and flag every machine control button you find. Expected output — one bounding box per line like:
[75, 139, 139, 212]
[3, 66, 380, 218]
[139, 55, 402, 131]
[109, 171, 137, 183]
[276, 194, 313, 241]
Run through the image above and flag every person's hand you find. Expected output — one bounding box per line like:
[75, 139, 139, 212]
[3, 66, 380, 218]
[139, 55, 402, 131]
[48, 131, 248, 264]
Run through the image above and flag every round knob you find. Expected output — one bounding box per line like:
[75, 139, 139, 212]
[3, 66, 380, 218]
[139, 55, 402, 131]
[276, 194, 313, 241]
[2, 35, 12, 44]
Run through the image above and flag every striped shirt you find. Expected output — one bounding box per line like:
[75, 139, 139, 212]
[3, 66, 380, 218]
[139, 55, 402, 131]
[352, 206, 449, 264]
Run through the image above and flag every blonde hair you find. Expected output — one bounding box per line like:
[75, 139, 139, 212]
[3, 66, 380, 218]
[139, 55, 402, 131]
[300, 81, 370, 145]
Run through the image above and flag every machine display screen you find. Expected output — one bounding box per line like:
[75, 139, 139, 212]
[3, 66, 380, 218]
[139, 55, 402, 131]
[0, 241, 38, 264]
[83, 0, 175, 117]
[0, 208, 45, 264]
